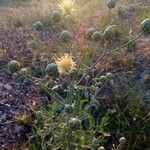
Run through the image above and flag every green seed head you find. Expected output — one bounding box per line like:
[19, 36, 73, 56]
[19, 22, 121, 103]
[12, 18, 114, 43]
[65, 14, 73, 23]
[103, 25, 117, 41]
[45, 63, 58, 77]
[140, 18, 150, 33]
[7, 60, 21, 73]
[52, 11, 62, 23]
[86, 28, 96, 40]
[111, 50, 121, 59]
[98, 146, 105, 150]
[119, 137, 126, 144]
[64, 104, 74, 114]
[107, 0, 116, 9]
[60, 30, 72, 43]
[68, 117, 81, 130]
[33, 21, 44, 31]
[92, 31, 102, 42]
[99, 75, 107, 82]
[106, 72, 114, 80]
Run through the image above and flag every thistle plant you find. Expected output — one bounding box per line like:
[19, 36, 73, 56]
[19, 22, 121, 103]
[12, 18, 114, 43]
[140, 18, 150, 33]
[5, 0, 150, 146]
[107, 0, 116, 10]
[98, 146, 105, 150]
[115, 137, 126, 150]
[55, 53, 76, 74]
[45, 63, 59, 77]
[51, 10, 62, 23]
[91, 31, 102, 42]
[106, 72, 114, 80]
[68, 117, 81, 130]
[60, 30, 72, 43]
[65, 14, 74, 23]
[64, 104, 74, 114]
[86, 28, 96, 40]
[7, 60, 21, 73]
[106, 0, 116, 22]
[103, 25, 117, 41]
[33, 21, 44, 31]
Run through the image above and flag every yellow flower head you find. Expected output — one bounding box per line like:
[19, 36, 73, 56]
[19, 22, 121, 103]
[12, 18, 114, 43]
[55, 53, 76, 74]
[58, 0, 75, 14]
[19, 114, 28, 122]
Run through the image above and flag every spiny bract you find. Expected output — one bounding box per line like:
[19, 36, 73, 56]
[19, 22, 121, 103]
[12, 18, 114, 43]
[98, 146, 105, 150]
[60, 30, 72, 43]
[92, 31, 102, 42]
[86, 28, 96, 40]
[7, 60, 21, 73]
[51, 11, 62, 23]
[140, 18, 150, 33]
[107, 0, 116, 9]
[68, 117, 81, 130]
[55, 53, 76, 74]
[119, 137, 126, 144]
[45, 63, 58, 77]
[65, 14, 73, 23]
[106, 72, 114, 80]
[33, 21, 44, 31]
[64, 104, 74, 114]
[99, 75, 107, 82]
[103, 25, 117, 41]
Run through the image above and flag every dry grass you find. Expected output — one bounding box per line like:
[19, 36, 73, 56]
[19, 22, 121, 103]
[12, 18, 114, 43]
[0, 0, 128, 29]
[0, 0, 58, 29]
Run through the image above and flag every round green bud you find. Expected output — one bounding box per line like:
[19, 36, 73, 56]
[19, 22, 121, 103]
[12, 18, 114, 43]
[99, 75, 107, 82]
[33, 21, 43, 31]
[92, 31, 102, 42]
[65, 15, 73, 23]
[60, 30, 72, 43]
[119, 137, 126, 144]
[106, 72, 114, 80]
[64, 104, 74, 114]
[103, 25, 116, 41]
[68, 117, 81, 130]
[45, 63, 58, 77]
[98, 146, 105, 150]
[111, 50, 121, 59]
[140, 18, 150, 33]
[52, 11, 62, 23]
[86, 28, 96, 40]
[107, 0, 116, 9]
[7, 60, 21, 73]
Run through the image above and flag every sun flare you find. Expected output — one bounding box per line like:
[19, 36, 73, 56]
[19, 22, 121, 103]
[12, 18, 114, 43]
[58, 0, 75, 14]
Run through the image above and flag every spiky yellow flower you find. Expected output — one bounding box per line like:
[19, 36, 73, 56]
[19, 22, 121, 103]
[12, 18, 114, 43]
[58, 0, 75, 15]
[19, 114, 28, 122]
[55, 53, 76, 74]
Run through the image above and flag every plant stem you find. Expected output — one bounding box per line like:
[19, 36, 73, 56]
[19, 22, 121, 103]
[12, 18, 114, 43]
[20, 73, 66, 106]
[108, 31, 143, 54]
[77, 32, 143, 84]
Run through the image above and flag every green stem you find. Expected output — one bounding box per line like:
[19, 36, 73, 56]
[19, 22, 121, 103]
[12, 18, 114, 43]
[20, 73, 66, 106]
[108, 31, 143, 54]
[77, 32, 143, 84]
